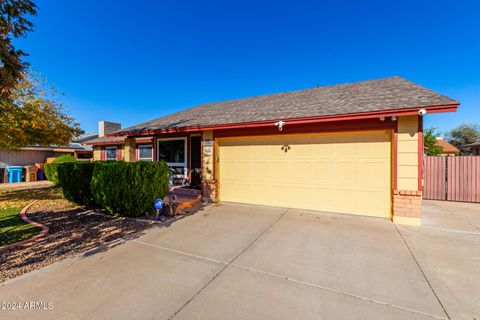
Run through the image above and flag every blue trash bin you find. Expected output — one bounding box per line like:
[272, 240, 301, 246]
[7, 166, 24, 183]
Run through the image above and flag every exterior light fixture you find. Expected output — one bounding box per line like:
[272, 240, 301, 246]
[274, 121, 286, 131]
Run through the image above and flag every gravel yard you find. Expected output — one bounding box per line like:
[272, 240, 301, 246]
[0, 186, 153, 283]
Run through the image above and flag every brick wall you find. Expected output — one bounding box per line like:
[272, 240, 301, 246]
[393, 190, 422, 219]
[0, 150, 55, 166]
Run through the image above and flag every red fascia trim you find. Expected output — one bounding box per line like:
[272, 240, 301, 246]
[418, 115, 424, 192]
[108, 103, 459, 138]
[214, 118, 394, 138]
[86, 140, 125, 146]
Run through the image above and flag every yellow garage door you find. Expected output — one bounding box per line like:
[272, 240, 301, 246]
[217, 130, 392, 218]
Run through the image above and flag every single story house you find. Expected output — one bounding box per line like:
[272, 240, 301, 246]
[434, 138, 460, 156]
[464, 142, 480, 155]
[0, 144, 90, 168]
[88, 76, 459, 226]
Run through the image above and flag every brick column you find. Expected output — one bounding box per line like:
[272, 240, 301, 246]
[393, 190, 422, 225]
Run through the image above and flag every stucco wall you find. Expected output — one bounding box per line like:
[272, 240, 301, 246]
[93, 147, 102, 161]
[397, 115, 419, 191]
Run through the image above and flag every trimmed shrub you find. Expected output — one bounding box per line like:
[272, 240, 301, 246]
[44, 155, 77, 185]
[58, 162, 96, 206]
[91, 161, 169, 217]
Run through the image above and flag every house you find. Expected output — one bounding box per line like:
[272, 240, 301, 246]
[464, 142, 480, 155]
[88, 76, 459, 226]
[0, 144, 93, 168]
[434, 138, 460, 155]
[0, 129, 99, 182]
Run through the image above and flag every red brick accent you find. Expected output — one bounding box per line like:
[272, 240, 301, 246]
[202, 179, 218, 201]
[393, 190, 422, 218]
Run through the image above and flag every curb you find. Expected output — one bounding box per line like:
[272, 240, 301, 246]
[0, 200, 49, 251]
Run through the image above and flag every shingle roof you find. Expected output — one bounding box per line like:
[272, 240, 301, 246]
[85, 136, 126, 145]
[464, 142, 480, 148]
[116, 76, 458, 135]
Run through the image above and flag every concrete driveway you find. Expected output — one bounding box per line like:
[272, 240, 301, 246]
[1, 201, 479, 320]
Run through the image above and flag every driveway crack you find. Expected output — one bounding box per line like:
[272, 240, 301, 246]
[168, 208, 290, 320]
[394, 224, 451, 320]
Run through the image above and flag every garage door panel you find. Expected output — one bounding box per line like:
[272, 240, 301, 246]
[311, 142, 335, 157]
[312, 187, 335, 211]
[332, 192, 360, 215]
[288, 185, 314, 208]
[218, 131, 391, 218]
[311, 161, 335, 184]
[335, 162, 359, 187]
[249, 184, 272, 203]
[358, 190, 390, 215]
[221, 182, 251, 203]
[253, 161, 273, 182]
[358, 162, 390, 188]
[287, 161, 312, 184]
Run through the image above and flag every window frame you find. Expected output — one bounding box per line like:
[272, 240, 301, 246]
[105, 146, 118, 161]
[156, 137, 188, 175]
[137, 144, 153, 161]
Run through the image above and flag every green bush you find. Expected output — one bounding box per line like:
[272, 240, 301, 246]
[91, 161, 169, 217]
[53, 154, 77, 163]
[58, 162, 96, 206]
[44, 155, 77, 185]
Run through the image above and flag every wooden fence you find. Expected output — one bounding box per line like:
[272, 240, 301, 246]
[423, 156, 480, 202]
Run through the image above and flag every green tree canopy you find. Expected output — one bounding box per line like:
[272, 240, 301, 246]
[446, 123, 480, 153]
[0, 71, 80, 151]
[424, 127, 443, 156]
[0, 0, 37, 94]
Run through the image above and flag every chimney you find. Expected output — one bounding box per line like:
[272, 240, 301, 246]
[98, 121, 121, 137]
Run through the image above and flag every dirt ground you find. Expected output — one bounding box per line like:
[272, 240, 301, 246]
[0, 186, 153, 282]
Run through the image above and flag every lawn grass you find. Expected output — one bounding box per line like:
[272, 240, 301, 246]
[0, 207, 41, 246]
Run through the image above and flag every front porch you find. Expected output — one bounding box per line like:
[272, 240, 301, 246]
[123, 133, 205, 191]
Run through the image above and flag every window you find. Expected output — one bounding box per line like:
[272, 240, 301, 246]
[138, 144, 153, 161]
[157, 138, 187, 175]
[105, 146, 117, 160]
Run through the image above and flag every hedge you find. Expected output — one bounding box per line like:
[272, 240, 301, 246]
[91, 161, 169, 217]
[44, 155, 77, 185]
[57, 162, 96, 206]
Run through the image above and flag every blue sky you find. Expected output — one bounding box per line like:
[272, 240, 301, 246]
[15, 0, 480, 135]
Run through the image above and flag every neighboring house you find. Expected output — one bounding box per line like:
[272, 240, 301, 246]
[434, 138, 460, 156]
[89, 76, 459, 226]
[0, 143, 93, 167]
[464, 142, 480, 155]
[0, 131, 98, 180]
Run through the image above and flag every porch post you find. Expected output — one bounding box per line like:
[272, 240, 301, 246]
[201, 130, 217, 202]
[393, 115, 422, 226]
[124, 138, 136, 162]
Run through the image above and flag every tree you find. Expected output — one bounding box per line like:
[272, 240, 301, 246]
[0, 0, 37, 94]
[446, 123, 480, 154]
[0, 70, 80, 150]
[423, 127, 443, 156]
